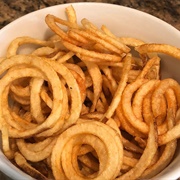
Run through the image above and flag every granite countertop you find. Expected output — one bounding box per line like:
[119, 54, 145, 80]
[0, 0, 180, 180]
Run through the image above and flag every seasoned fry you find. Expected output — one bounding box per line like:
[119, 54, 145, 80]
[117, 120, 158, 180]
[83, 61, 102, 112]
[121, 79, 149, 134]
[16, 137, 57, 162]
[63, 40, 122, 62]
[135, 43, 180, 60]
[14, 152, 48, 180]
[65, 5, 77, 24]
[132, 80, 159, 122]
[140, 109, 177, 179]
[81, 18, 130, 53]
[51, 121, 123, 180]
[103, 54, 131, 119]
[7, 36, 54, 58]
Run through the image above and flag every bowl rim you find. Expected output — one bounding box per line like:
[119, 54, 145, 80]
[1, 2, 179, 34]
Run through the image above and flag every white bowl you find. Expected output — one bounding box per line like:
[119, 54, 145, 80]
[0, 2, 180, 180]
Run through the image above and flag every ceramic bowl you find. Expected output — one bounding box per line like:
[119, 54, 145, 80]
[0, 2, 179, 180]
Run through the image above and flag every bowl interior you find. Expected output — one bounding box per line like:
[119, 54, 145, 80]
[0, 2, 180, 180]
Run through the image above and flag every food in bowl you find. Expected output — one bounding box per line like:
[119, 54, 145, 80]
[0, 3, 180, 180]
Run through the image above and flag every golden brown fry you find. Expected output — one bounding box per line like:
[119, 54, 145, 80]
[152, 79, 180, 125]
[40, 87, 53, 109]
[135, 43, 180, 60]
[121, 79, 149, 135]
[10, 83, 30, 98]
[83, 61, 102, 112]
[0, 55, 64, 138]
[32, 46, 55, 57]
[30, 78, 45, 124]
[158, 123, 180, 145]
[1, 123, 14, 159]
[57, 51, 74, 63]
[68, 30, 89, 44]
[45, 14, 80, 45]
[63, 40, 122, 62]
[69, 69, 86, 103]
[51, 121, 123, 180]
[136, 56, 160, 79]
[16, 137, 57, 162]
[101, 25, 145, 47]
[100, 65, 118, 92]
[36, 82, 68, 137]
[7, 36, 54, 58]
[117, 119, 158, 180]
[132, 80, 159, 122]
[78, 154, 99, 172]
[14, 152, 48, 180]
[116, 103, 146, 138]
[81, 18, 130, 53]
[119, 37, 145, 47]
[141, 109, 177, 179]
[65, 5, 77, 24]
[123, 156, 138, 167]
[103, 54, 131, 119]
[70, 28, 124, 55]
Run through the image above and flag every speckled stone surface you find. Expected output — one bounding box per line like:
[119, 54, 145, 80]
[0, 0, 180, 30]
[0, 0, 180, 180]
